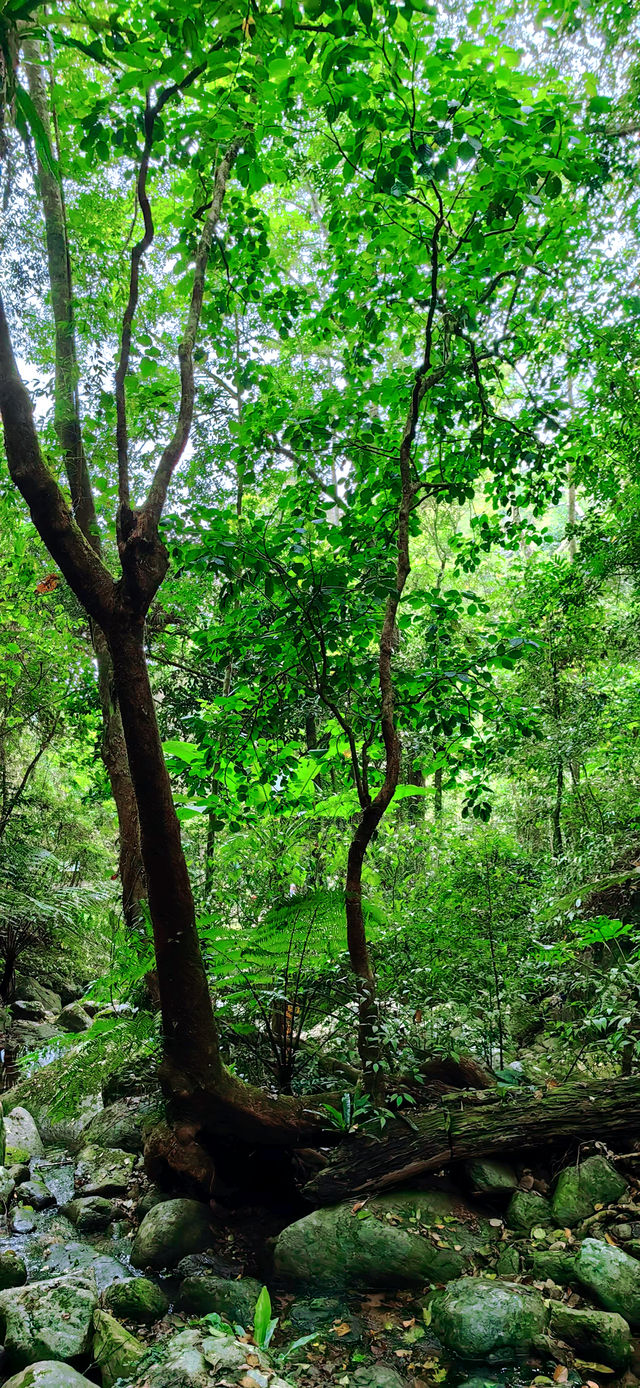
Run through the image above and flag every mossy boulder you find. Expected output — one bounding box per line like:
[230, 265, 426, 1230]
[0, 1251, 27, 1290]
[58, 1003, 91, 1034]
[177, 1274, 262, 1324]
[529, 1249, 578, 1284]
[131, 1198, 214, 1270]
[15, 1176, 54, 1211]
[465, 1159, 518, 1197]
[273, 1191, 499, 1290]
[0, 1272, 98, 1371]
[575, 1236, 640, 1326]
[551, 1156, 627, 1227]
[506, 1189, 553, 1234]
[430, 1277, 548, 1360]
[5, 1108, 43, 1159]
[84, 1096, 162, 1155]
[103, 1276, 169, 1324]
[92, 1308, 145, 1388]
[63, 1197, 115, 1232]
[32, 1239, 128, 1293]
[0, 1166, 16, 1203]
[74, 1143, 135, 1196]
[125, 1326, 292, 1388]
[3, 1364, 96, 1388]
[549, 1302, 631, 1370]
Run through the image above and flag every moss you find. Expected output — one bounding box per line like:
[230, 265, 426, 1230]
[5, 1149, 30, 1167]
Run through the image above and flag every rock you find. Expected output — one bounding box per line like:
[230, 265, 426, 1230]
[125, 1326, 292, 1388]
[288, 1295, 365, 1345]
[83, 1095, 161, 1154]
[14, 978, 62, 1014]
[131, 1197, 214, 1270]
[33, 1240, 128, 1293]
[352, 1370, 407, 1388]
[137, 1187, 172, 1217]
[0, 1166, 16, 1203]
[11, 999, 48, 1022]
[496, 1246, 520, 1275]
[57, 1003, 92, 1034]
[506, 1188, 553, 1234]
[177, 1274, 262, 1324]
[74, 1143, 136, 1195]
[63, 1196, 115, 1231]
[3, 1365, 96, 1388]
[176, 1250, 243, 1280]
[576, 1237, 640, 1327]
[465, 1158, 518, 1196]
[102, 1058, 160, 1104]
[5, 1107, 44, 1159]
[0, 1251, 27, 1289]
[530, 1249, 578, 1283]
[549, 1302, 631, 1370]
[15, 1176, 54, 1211]
[59, 980, 83, 1006]
[0, 1271, 98, 1371]
[272, 1190, 499, 1289]
[103, 1276, 169, 1324]
[92, 1308, 146, 1388]
[8, 1164, 29, 1185]
[552, 1155, 628, 1227]
[9, 1022, 60, 1058]
[430, 1276, 548, 1360]
[10, 1207, 36, 1233]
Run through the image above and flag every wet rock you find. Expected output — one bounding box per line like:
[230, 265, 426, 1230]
[14, 978, 62, 1014]
[288, 1295, 365, 1345]
[63, 1196, 115, 1232]
[83, 1095, 161, 1154]
[576, 1237, 640, 1327]
[0, 1166, 16, 1203]
[506, 1188, 553, 1234]
[273, 1190, 499, 1290]
[430, 1276, 548, 1360]
[10, 1207, 36, 1234]
[59, 980, 83, 1006]
[15, 1176, 54, 1211]
[0, 1251, 27, 1290]
[11, 1000, 49, 1022]
[33, 1240, 128, 1293]
[552, 1156, 628, 1227]
[177, 1274, 262, 1324]
[103, 1276, 169, 1324]
[8, 1164, 29, 1185]
[0, 1271, 98, 1371]
[496, 1246, 520, 1276]
[92, 1308, 146, 1388]
[529, 1249, 578, 1283]
[549, 1302, 631, 1369]
[176, 1250, 243, 1280]
[352, 1370, 407, 1388]
[3, 1365, 96, 1388]
[9, 1022, 60, 1058]
[131, 1197, 214, 1270]
[465, 1159, 518, 1197]
[125, 1326, 292, 1388]
[5, 1107, 44, 1159]
[57, 1003, 92, 1034]
[74, 1142, 136, 1195]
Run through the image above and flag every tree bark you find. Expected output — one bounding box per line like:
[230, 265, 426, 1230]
[23, 42, 145, 938]
[304, 1074, 640, 1204]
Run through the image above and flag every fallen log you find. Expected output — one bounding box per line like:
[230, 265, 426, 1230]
[303, 1074, 640, 1204]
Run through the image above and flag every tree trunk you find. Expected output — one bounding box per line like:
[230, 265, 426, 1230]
[346, 829, 384, 1099]
[552, 758, 564, 858]
[304, 1074, 640, 1204]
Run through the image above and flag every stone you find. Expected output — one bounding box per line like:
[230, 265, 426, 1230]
[529, 1249, 578, 1284]
[63, 1196, 115, 1232]
[92, 1308, 146, 1388]
[10, 1207, 36, 1233]
[33, 1240, 128, 1293]
[0, 1165, 16, 1202]
[8, 1164, 30, 1185]
[175, 1250, 243, 1280]
[15, 1176, 54, 1211]
[83, 1095, 161, 1154]
[0, 1251, 27, 1290]
[576, 1237, 640, 1327]
[3, 1365, 96, 1388]
[177, 1274, 262, 1324]
[496, 1246, 520, 1276]
[74, 1142, 136, 1195]
[549, 1302, 631, 1370]
[5, 1107, 44, 1159]
[137, 1187, 171, 1217]
[10, 1023, 60, 1058]
[59, 980, 83, 1006]
[552, 1156, 628, 1227]
[430, 1276, 548, 1360]
[0, 1272, 98, 1371]
[14, 978, 62, 1014]
[124, 1326, 292, 1388]
[103, 1275, 169, 1324]
[287, 1295, 364, 1345]
[131, 1197, 214, 1270]
[57, 1003, 92, 1034]
[11, 1000, 48, 1022]
[272, 1190, 500, 1289]
[506, 1188, 553, 1234]
[465, 1158, 518, 1196]
[352, 1370, 407, 1388]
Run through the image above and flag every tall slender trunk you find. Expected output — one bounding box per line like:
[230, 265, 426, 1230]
[552, 758, 564, 859]
[23, 43, 145, 938]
